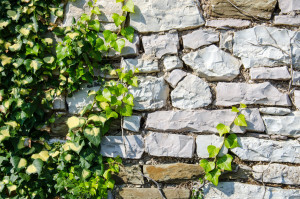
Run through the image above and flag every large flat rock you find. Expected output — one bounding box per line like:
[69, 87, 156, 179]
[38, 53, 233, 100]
[253, 164, 300, 185]
[182, 45, 241, 81]
[205, 19, 251, 29]
[130, 0, 205, 33]
[250, 66, 291, 80]
[259, 107, 291, 116]
[216, 82, 291, 107]
[146, 109, 265, 133]
[196, 135, 228, 158]
[262, 112, 300, 137]
[203, 182, 300, 198]
[121, 58, 159, 73]
[209, 0, 277, 20]
[171, 74, 212, 109]
[231, 137, 300, 163]
[165, 69, 187, 88]
[129, 76, 169, 111]
[114, 165, 144, 185]
[118, 188, 190, 199]
[182, 29, 219, 50]
[278, 0, 300, 14]
[274, 15, 300, 26]
[100, 135, 144, 159]
[144, 132, 195, 158]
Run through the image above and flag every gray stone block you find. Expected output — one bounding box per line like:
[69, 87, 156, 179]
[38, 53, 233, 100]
[278, 0, 300, 14]
[295, 90, 300, 109]
[274, 15, 300, 26]
[250, 66, 291, 80]
[145, 132, 195, 158]
[259, 107, 291, 116]
[165, 69, 187, 88]
[206, 19, 251, 29]
[123, 115, 142, 132]
[182, 29, 219, 49]
[121, 58, 159, 73]
[196, 135, 228, 158]
[163, 56, 183, 71]
[220, 31, 233, 52]
[292, 71, 300, 86]
[53, 95, 66, 111]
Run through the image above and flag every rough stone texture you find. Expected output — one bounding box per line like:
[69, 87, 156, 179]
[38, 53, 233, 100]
[221, 164, 252, 180]
[118, 188, 190, 199]
[262, 112, 300, 137]
[295, 90, 300, 109]
[206, 19, 251, 29]
[100, 135, 144, 159]
[292, 71, 300, 86]
[292, 32, 300, 69]
[67, 85, 100, 114]
[259, 107, 291, 116]
[129, 76, 169, 111]
[182, 29, 219, 49]
[130, 0, 205, 33]
[50, 116, 69, 137]
[231, 137, 300, 163]
[106, 34, 140, 58]
[216, 82, 292, 107]
[278, 0, 300, 14]
[196, 135, 228, 158]
[182, 45, 241, 81]
[165, 69, 187, 88]
[114, 165, 144, 185]
[163, 56, 183, 71]
[274, 15, 300, 26]
[233, 26, 294, 68]
[220, 31, 233, 52]
[143, 163, 204, 182]
[253, 164, 300, 185]
[144, 132, 195, 158]
[203, 182, 300, 198]
[121, 58, 159, 73]
[209, 0, 277, 20]
[143, 33, 179, 58]
[146, 109, 265, 133]
[171, 74, 212, 109]
[53, 95, 66, 111]
[250, 66, 291, 80]
[63, 0, 122, 31]
[123, 115, 142, 132]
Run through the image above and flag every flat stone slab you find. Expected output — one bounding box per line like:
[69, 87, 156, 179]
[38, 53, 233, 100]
[143, 33, 179, 58]
[262, 112, 300, 137]
[216, 82, 292, 107]
[250, 66, 291, 80]
[129, 76, 169, 111]
[100, 135, 144, 159]
[163, 56, 183, 71]
[203, 182, 300, 198]
[295, 90, 300, 109]
[171, 74, 212, 109]
[253, 164, 300, 185]
[121, 58, 159, 73]
[123, 115, 142, 132]
[182, 45, 241, 81]
[231, 137, 300, 163]
[165, 69, 187, 88]
[143, 163, 204, 182]
[292, 71, 300, 86]
[144, 132, 195, 158]
[278, 0, 300, 14]
[196, 135, 228, 158]
[118, 188, 190, 199]
[130, 0, 204, 33]
[114, 165, 144, 185]
[220, 31, 233, 52]
[259, 107, 291, 116]
[233, 26, 297, 68]
[182, 29, 219, 49]
[105, 34, 139, 58]
[53, 95, 66, 111]
[205, 19, 251, 29]
[146, 109, 265, 134]
[274, 15, 300, 26]
[209, 0, 277, 20]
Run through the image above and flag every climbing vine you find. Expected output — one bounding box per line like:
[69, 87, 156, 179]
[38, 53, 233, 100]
[0, 0, 137, 198]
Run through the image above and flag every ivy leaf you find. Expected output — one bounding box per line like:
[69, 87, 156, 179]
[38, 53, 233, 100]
[122, 0, 135, 13]
[106, 179, 115, 189]
[112, 13, 126, 27]
[216, 154, 233, 171]
[240, 103, 247, 108]
[29, 59, 43, 73]
[224, 134, 240, 149]
[116, 0, 124, 2]
[205, 169, 221, 186]
[234, 114, 247, 127]
[102, 88, 112, 102]
[121, 26, 135, 43]
[231, 106, 239, 113]
[79, 104, 93, 116]
[88, 20, 100, 32]
[66, 116, 86, 131]
[84, 127, 101, 147]
[26, 44, 39, 56]
[0, 54, 12, 66]
[80, 13, 91, 22]
[91, 6, 101, 15]
[62, 142, 84, 154]
[199, 159, 215, 173]
[207, 145, 219, 158]
[26, 159, 43, 175]
[82, 169, 91, 180]
[216, 123, 230, 137]
[120, 104, 132, 117]
[43, 56, 55, 64]
[56, 44, 72, 61]
[111, 39, 125, 52]
[123, 94, 134, 106]
[128, 76, 138, 87]
[103, 30, 117, 43]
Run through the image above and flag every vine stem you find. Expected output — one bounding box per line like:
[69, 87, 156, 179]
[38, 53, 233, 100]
[139, 172, 166, 199]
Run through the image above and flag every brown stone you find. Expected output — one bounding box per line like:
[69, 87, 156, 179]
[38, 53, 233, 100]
[117, 188, 190, 199]
[113, 165, 144, 185]
[50, 116, 69, 137]
[209, 0, 277, 20]
[143, 163, 204, 182]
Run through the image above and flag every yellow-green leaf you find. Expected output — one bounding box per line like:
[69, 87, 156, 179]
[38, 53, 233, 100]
[43, 56, 55, 64]
[20, 28, 30, 36]
[0, 54, 12, 66]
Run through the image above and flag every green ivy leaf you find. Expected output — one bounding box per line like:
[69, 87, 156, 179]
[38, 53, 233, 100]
[234, 114, 247, 127]
[207, 145, 219, 158]
[231, 106, 239, 113]
[112, 13, 126, 27]
[88, 20, 100, 32]
[102, 88, 112, 102]
[123, 94, 134, 106]
[91, 6, 101, 15]
[199, 159, 215, 173]
[122, 0, 135, 13]
[26, 159, 43, 175]
[216, 154, 233, 171]
[240, 103, 247, 108]
[216, 123, 230, 137]
[128, 76, 138, 87]
[121, 26, 135, 43]
[66, 116, 85, 131]
[103, 30, 117, 43]
[80, 13, 91, 22]
[111, 39, 125, 52]
[120, 104, 132, 117]
[106, 179, 115, 189]
[205, 169, 221, 186]
[83, 127, 101, 147]
[224, 134, 240, 149]
[116, 0, 124, 2]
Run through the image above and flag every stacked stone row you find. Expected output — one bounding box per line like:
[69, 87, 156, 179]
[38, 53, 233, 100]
[52, 0, 300, 198]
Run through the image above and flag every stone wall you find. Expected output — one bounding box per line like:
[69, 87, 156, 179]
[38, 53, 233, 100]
[52, 0, 300, 198]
